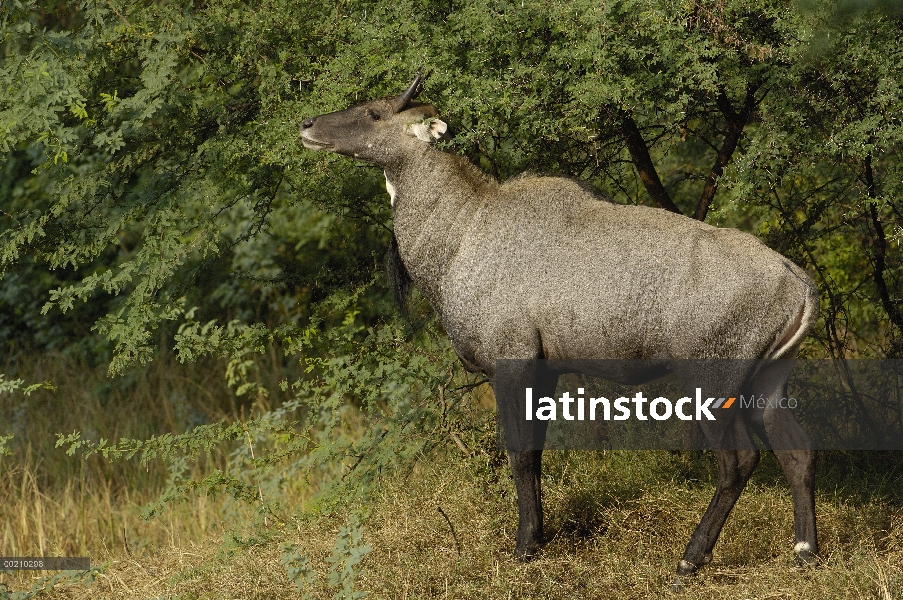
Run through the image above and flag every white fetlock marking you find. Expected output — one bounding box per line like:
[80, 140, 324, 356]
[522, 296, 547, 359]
[794, 541, 813, 554]
[384, 171, 396, 207]
[678, 560, 695, 571]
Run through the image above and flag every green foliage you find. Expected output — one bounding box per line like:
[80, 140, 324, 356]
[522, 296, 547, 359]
[281, 521, 373, 600]
[0, 373, 53, 396]
[54, 285, 482, 514]
[0, 566, 104, 600]
[3, 0, 902, 365]
[280, 543, 318, 596]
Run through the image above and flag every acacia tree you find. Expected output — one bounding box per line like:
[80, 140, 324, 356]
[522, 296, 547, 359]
[1, 0, 901, 373]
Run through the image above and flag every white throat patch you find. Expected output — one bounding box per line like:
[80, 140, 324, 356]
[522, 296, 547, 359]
[384, 171, 396, 207]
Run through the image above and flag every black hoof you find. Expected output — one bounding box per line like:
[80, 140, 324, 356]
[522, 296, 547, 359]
[793, 542, 819, 568]
[513, 542, 541, 562]
[671, 559, 704, 593]
[673, 553, 709, 590]
[670, 577, 688, 593]
[676, 559, 699, 577]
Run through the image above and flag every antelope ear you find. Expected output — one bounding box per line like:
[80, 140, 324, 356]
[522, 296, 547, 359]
[407, 118, 448, 142]
[427, 118, 447, 139]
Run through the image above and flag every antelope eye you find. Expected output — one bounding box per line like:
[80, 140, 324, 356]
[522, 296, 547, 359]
[366, 109, 381, 121]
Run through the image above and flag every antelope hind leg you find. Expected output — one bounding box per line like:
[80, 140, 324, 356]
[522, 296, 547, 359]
[753, 362, 819, 566]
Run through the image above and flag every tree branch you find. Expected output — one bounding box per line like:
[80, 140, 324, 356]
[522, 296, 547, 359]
[618, 113, 683, 215]
[693, 85, 757, 222]
[864, 154, 903, 338]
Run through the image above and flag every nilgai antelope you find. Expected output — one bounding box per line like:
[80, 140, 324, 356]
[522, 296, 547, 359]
[300, 73, 820, 580]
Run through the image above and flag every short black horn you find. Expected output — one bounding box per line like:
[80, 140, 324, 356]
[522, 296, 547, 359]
[393, 70, 427, 112]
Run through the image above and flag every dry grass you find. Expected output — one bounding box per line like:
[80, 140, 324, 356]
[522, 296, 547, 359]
[21, 449, 903, 600]
[1, 353, 902, 599]
[0, 350, 293, 594]
[0, 352, 252, 559]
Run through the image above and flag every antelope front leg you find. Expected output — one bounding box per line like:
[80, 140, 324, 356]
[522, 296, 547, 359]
[493, 363, 555, 561]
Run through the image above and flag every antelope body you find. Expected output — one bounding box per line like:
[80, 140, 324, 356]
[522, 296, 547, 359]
[300, 74, 820, 582]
